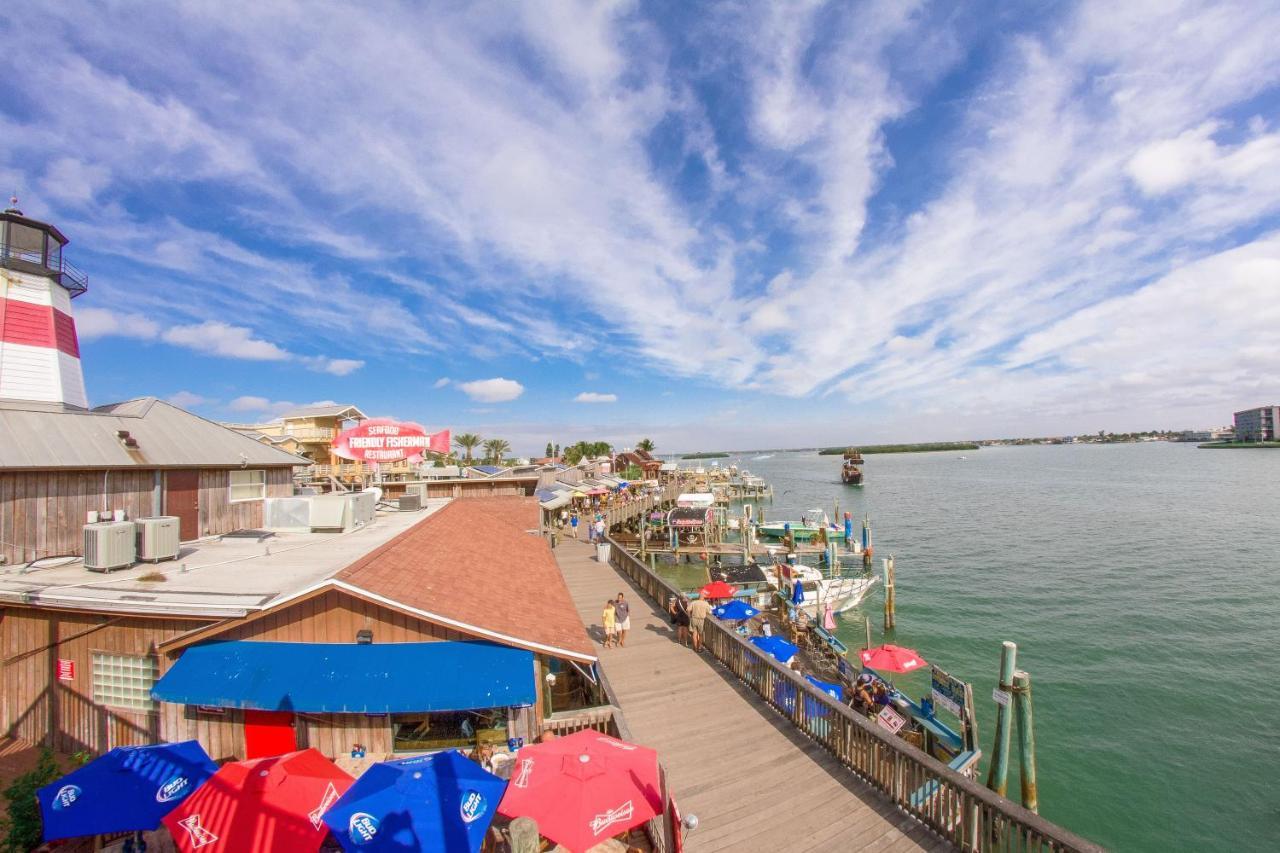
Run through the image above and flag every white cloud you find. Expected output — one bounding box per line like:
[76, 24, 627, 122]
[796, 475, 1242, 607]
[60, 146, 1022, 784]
[457, 378, 525, 403]
[161, 322, 290, 360]
[167, 390, 210, 408]
[228, 395, 274, 413]
[433, 377, 451, 389]
[574, 392, 618, 403]
[75, 307, 160, 340]
[300, 356, 365, 376]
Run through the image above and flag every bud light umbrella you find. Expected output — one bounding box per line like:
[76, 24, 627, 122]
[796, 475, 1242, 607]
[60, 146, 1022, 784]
[37, 740, 217, 842]
[498, 729, 663, 853]
[323, 751, 505, 853]
[749, 635, 798, 666]
[858, 644, 927, 674]
[712, 600, 759, 621]
[163, 748, 354, 853]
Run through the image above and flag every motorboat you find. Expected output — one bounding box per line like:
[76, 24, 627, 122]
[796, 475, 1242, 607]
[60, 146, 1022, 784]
[756, 510, 841, 541]
[761, 562, 878, 616]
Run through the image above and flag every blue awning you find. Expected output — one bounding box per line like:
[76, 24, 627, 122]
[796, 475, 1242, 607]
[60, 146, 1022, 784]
[152, 640, 535, 713]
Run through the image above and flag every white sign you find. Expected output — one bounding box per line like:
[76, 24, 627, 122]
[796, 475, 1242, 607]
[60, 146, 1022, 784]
[876, 706, 907, 734]
[992, 688, 1011, 707]
[931, 688, 962, 718]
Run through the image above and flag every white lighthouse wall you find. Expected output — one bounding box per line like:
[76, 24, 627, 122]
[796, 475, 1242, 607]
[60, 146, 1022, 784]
[0, 269, 88, 408]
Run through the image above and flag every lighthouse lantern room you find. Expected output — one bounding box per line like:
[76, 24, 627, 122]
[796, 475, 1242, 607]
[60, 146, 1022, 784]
[0, 198, 89, 408]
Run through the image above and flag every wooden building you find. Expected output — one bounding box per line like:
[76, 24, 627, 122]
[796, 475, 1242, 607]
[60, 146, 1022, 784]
[0, 498, 602, 762]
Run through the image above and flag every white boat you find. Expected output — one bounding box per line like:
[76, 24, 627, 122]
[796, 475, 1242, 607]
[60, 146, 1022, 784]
[762, 563, 878, 616]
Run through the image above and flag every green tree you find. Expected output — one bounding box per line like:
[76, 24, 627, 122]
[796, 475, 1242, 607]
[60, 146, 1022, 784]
[2, 748, 59, 852]
[545, 441, 554, 458]
[454, 433, 482, 462]
[554, 443, 561, 457]
[636, 438, 655, 452]
[483, 438, 511, 464]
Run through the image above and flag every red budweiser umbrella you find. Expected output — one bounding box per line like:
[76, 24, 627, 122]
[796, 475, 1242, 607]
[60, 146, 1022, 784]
[163, 748, 353, 853]
[700, 580, 739, 599]
[859, 644, 927, 674]
[499, 730, 663, 852]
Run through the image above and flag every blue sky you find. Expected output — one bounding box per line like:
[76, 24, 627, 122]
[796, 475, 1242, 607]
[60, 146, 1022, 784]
[2, 0, 1279, 453]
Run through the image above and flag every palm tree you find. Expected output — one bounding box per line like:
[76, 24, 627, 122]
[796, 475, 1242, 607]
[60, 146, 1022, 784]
[454, 433, 482, 462]
[483, 438, 511, 465]
[636, 438, 655, 452]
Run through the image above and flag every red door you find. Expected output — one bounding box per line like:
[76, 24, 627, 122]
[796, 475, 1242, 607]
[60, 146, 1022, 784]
[243, 710, 296, 758]
[165, 471, 200, 541]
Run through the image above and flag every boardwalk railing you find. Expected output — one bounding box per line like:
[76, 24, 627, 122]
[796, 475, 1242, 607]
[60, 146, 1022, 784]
[604, 538, 1103, 853]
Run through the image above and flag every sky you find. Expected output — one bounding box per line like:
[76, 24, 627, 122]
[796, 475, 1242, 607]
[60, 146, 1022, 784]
[2, 0, 1278, 454]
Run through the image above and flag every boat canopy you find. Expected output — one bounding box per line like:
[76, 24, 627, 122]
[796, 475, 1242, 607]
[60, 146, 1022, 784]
[676, 492, 716, 507]
[668, 507, 713, 528]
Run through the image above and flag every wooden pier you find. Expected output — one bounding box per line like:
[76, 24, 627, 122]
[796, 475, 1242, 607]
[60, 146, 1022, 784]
[553, 539, 945, 851]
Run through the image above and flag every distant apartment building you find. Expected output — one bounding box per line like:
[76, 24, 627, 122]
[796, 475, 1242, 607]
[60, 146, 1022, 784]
[1233, 406, 1279, 442]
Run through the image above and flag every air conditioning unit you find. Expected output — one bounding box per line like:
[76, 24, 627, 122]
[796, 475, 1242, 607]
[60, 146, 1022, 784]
[84, 521, 137, 572]
[397, 493, 421, 512]
[135, 516, 180, 562]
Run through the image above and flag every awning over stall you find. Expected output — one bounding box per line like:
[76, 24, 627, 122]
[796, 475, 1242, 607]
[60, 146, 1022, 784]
[152, 640, 536, 713]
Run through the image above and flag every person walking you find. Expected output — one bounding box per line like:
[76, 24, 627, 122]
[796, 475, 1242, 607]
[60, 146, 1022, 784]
[687, 592, 712, 652]
[569, 511, 580, 539]
[601, 599, 617, 649]
[613, 593, 631, 648]
[594, 516, 606, 543]
[668, 594, 690, 647]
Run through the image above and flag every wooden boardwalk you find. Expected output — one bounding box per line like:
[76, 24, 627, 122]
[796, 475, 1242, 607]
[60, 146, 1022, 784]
[553, 539, 950, 852]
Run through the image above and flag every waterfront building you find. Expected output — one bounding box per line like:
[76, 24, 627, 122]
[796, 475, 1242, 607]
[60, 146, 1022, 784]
[1233, 405, 1279, 442]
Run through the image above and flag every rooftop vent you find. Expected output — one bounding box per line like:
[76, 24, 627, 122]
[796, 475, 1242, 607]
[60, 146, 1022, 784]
[116, 430, 139, 448]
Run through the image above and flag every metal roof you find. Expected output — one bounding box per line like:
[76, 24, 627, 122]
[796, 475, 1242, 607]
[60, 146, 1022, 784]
[0, 397, 308, 469]
[276, 403, 367, 420]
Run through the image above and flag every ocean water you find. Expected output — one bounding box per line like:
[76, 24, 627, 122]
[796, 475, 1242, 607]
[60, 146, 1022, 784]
[712, 444, 1280, 852]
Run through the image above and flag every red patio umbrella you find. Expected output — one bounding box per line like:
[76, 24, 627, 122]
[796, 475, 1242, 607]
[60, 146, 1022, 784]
[700, 580, 739, 599]
[498, 730, 663, 852]
[162, 748, 354, 853]
[859, 643, 927, 674]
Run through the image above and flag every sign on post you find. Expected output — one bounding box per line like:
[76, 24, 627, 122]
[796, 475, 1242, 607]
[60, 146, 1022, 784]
[876, 705, 907, 734]
[992, 687, 1011, 707]
[56, 659, 74, 681]
[930, 666, 966, 718]
[332, 419, 450, 464]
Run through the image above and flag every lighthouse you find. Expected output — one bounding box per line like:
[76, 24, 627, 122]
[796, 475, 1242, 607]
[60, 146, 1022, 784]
[0, 198, 88, 408]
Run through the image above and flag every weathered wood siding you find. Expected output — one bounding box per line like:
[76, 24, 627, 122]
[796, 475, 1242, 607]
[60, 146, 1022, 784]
[0, 607, 211, 754]
[0, 470, 154, 565]
[0, 467, 295, 565]
[196, 468, 293, 537]
[420, 480, 531, 498]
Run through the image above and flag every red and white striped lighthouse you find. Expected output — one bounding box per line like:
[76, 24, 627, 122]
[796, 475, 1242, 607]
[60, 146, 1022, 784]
[0, 198, 88, 408]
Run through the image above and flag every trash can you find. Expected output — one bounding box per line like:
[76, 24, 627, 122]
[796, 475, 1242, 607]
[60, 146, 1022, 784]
[596, 543, 611, 563]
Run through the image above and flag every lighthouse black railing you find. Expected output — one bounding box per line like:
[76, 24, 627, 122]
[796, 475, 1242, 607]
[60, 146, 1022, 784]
[0, 240, 89, 296]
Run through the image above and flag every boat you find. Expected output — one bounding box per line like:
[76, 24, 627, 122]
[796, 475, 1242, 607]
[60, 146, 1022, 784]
[752, 454, 774, 460]
[757, 510, 841, 541]
[762, 562, 878, 615]
[841, 449, 864, 485]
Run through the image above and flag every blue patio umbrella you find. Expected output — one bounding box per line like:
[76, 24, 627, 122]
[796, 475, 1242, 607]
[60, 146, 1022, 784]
[750, 635, 798, 665]
[324, 750, 506, 852]
[712, 600, 760, 621]
[37, 740, 217, 842]
[805, 675, 845, 701]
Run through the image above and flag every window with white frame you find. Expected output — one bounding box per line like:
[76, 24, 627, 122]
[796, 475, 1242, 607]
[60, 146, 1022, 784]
[91, 652, 159, 712]
[230, 469, 266, 502]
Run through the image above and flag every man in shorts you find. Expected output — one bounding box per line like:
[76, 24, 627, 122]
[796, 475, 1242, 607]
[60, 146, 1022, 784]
[687, 592, 713, 652]
[613, 593, 631, 647]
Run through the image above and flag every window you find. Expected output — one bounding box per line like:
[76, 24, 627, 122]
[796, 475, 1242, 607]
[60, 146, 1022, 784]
[92, 652, 159, 712]
[391, 709, 509, 753]
[230, 469, 266, 502]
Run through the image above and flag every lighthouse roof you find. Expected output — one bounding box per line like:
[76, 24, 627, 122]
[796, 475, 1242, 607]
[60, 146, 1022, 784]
[0, 397, 307, 470]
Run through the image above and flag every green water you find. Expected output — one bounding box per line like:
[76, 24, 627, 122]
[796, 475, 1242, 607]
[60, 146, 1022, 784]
[692, 444, 1279, 852]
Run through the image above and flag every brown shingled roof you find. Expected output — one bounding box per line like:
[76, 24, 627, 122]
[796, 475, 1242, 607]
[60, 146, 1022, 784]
[336, 497, 595, 661]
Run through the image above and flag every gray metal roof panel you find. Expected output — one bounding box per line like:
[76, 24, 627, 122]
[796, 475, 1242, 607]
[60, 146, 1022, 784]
[0, 398, 307, 469]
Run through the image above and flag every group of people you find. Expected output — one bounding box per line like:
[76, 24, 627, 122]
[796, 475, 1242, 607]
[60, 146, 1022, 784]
[600, 592, 631, 648]
[850, 672, 893, 716]
[557, 509, 607, 542]
[667, 591, 713, 651]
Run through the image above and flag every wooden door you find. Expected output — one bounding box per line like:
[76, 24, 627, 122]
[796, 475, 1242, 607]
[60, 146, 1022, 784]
[165, 470, 200, 541]
[243, 710, 296, 758]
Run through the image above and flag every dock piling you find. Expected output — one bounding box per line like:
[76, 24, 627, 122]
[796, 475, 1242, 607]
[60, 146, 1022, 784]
[1013, 669, 1039, 813]
[986, 640, 1017, 797]
[882, 555, 896, 630]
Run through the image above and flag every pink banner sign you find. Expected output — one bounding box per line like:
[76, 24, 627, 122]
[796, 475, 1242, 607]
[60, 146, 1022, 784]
[332, 419, 449, 464]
